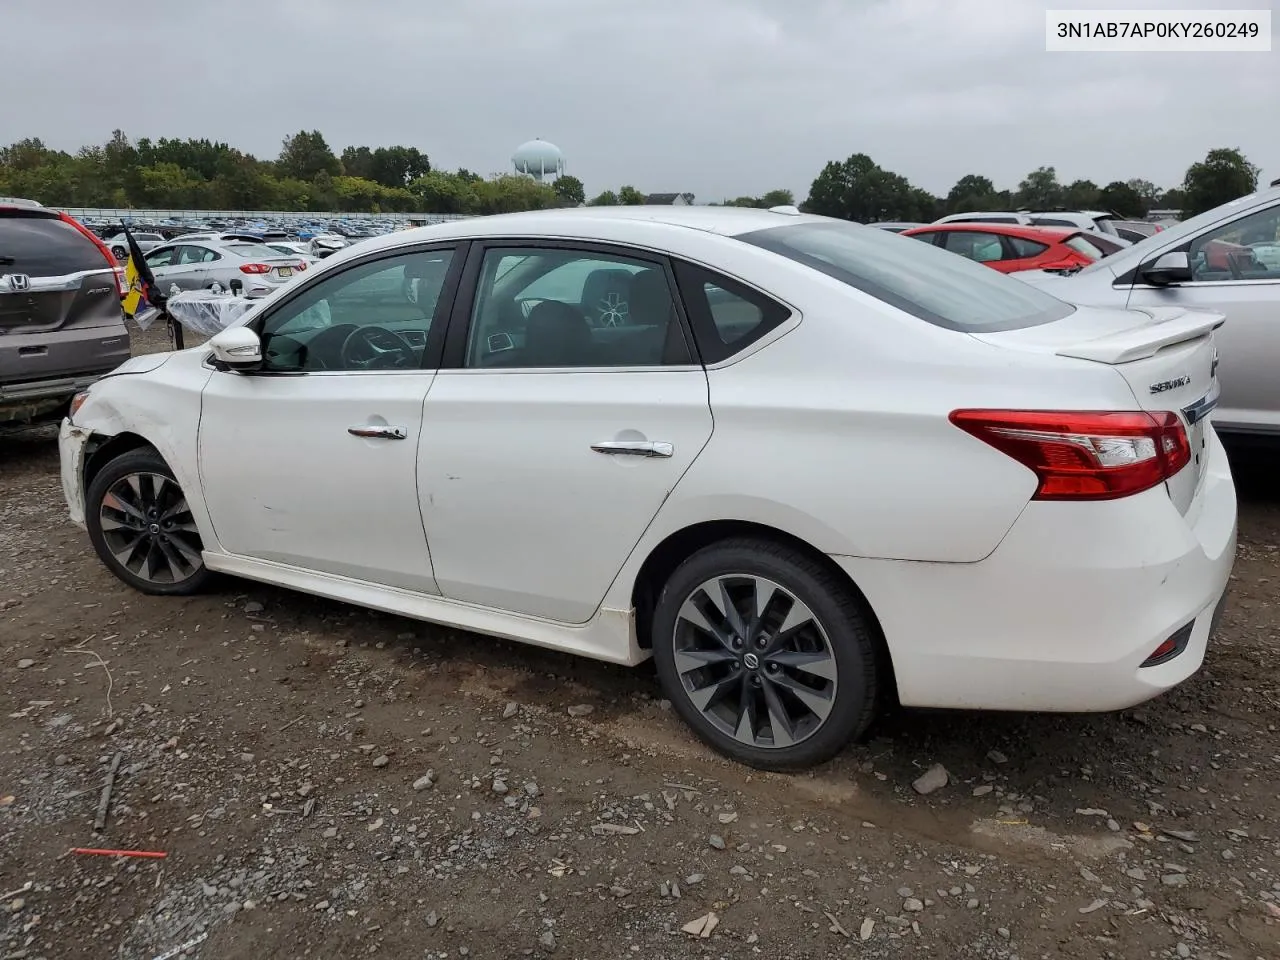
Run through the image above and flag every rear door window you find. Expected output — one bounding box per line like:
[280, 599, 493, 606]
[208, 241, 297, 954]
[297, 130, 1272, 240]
[943, 231, 1008, 263]
[0, 213, 106, 277]
[1008, 236, 1050, 257]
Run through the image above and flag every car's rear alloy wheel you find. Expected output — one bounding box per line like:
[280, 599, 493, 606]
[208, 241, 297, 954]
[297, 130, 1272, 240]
[86, 448, 213, 596]
[652, 538, 879, 770]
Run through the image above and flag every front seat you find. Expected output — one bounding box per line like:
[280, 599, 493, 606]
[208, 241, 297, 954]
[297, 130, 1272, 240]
[522, 300, 593, 367]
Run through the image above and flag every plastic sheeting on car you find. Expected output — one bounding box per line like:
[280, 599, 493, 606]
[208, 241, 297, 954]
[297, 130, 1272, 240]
[162, 291, 259, 337]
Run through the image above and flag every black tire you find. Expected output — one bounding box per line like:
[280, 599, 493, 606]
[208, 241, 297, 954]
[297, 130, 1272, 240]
[111, 245, 127, 261]
[651, 537, 879, 771]
[85, 448, 214, 596]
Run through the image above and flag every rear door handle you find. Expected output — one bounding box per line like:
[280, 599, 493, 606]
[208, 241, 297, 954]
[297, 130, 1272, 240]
[348, 425, 407, 440]
[590, 440, 673, 458]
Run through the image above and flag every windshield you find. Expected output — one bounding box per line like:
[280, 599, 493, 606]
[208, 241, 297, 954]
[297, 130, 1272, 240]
[1076, 187, 1280, 275]
[738, 220, 1074, 332]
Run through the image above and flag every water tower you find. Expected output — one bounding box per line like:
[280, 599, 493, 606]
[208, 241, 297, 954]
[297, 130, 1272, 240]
[512, 138, 564, 182]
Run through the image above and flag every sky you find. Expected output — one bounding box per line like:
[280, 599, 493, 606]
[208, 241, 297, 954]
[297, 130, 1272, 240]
[4, 0, 1277, 202]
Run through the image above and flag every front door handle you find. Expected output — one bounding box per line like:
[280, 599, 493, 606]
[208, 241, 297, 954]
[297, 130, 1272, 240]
[348, 425, 407, 440]
[590, 440, 673, 458]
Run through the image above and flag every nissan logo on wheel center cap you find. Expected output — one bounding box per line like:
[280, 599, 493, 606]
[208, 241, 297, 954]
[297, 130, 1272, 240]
[743, 652, 760, 670]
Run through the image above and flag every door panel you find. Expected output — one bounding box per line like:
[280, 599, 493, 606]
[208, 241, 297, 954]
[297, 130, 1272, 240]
[417, 369, 713, 622]
[1127, 281, 1279, 431]
[196, 244, 463, 592]
[198, 370, 439, 592]
[1125, 200, 1280, 432]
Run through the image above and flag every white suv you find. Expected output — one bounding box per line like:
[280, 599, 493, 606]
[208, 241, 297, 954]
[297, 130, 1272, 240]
[935, 210, 1121, 236]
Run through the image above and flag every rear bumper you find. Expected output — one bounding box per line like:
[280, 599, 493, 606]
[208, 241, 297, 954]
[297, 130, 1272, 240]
[1, 371, 113, 423]
[835, 428, 1237, 713]
[0, 324, 130, 421]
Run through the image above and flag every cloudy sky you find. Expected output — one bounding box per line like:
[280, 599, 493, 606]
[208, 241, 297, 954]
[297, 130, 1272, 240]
[6, 0, 1277, 201]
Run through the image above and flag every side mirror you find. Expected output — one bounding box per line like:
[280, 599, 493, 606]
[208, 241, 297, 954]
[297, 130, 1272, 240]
[1141, 251, 1193, 286]
[208, 326, 263, 372]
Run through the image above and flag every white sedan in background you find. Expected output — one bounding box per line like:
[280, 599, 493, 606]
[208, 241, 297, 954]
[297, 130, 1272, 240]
[143, 239, 309, 298]
[58, 206, 1235, 770]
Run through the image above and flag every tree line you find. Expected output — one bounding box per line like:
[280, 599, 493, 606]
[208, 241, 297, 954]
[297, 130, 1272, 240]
[0, 128, 1262, 222]
[800, 147, 1262, 222]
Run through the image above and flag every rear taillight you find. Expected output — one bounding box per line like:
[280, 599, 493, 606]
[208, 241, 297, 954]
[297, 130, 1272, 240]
[296, 261, 307, 271]
[949, 410, 1191, 501]
[60, 213, 125, 295]
[239, 263, 272, 274]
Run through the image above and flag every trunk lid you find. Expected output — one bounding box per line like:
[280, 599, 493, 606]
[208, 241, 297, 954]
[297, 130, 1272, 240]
[971, 304, 1222, 515]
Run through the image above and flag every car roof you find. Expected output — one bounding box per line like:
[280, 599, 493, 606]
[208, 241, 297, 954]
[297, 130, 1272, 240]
[908, 222, 1076, 239]
[349, 205, 832, 257]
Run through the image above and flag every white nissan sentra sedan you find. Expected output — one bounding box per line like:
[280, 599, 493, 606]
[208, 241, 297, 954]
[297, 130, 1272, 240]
[58, 205, 1237, 770]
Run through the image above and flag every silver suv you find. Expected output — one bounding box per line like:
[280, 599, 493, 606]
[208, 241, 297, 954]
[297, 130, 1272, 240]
[1, 202, 129, 427]
[1015, 186, 1280, 439]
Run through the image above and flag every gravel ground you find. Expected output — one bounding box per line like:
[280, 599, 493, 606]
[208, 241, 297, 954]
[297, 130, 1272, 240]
[2, 324, 1278, 959]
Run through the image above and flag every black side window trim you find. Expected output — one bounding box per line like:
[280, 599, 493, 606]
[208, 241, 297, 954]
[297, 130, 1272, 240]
[439, 238, 698, 370]
[246, 240, 467, 375]
[670, 260, 792, 365]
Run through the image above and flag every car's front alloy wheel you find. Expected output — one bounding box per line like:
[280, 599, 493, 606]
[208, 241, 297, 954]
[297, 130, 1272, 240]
[652, 539, 880, 770]
[86, 448, 213, 596]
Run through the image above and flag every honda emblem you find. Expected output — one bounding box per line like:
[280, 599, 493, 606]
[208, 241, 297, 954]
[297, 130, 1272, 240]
[5, 273, 30, 292]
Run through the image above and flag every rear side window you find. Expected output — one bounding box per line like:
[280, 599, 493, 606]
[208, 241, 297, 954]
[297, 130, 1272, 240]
[1064, 234, 1106, 260]
[738, 220, 1074, 333]
[1008, 236, 1049, 257]
[1030, 217, 1077, 228]
[0, 213, 106, 276]
[672, 262, 790, 364]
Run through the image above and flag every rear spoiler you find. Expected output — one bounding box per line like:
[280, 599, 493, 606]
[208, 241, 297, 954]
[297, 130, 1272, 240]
[1054, 307, 1225, 364]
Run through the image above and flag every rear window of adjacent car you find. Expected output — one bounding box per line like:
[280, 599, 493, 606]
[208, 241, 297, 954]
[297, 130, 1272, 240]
[737, 220, 1074, 332]
[1064, 234, 1106, 260]
[0, 212, 106, 277]
[1008, 236, 1049, 257]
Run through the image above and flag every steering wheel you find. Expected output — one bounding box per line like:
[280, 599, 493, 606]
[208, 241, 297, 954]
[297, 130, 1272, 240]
[341, 326, 417, 370]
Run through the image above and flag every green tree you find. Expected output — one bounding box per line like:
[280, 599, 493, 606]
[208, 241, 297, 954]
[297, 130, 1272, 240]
[1125, 178, 1163, 209]
[277, 130, 341, 182]
[1159, 187, 1186, 210]
[944, 174, 998, 214]
[341, 146, 374, 180]
[618, 185, 645, 205]
[759, 188, 795, 207]
[409, 170, 479, 214]
[1063, 179, 1100, 210]
[471, 175, 559, 214]
[366, 146, 430, 188]
[1015, 166, 1062, 210]
[588, 189, 619, 206]
[1097, 180, 1145, 218]
[553, 174, 585, 205]
[1181, 147, 1259, 217]
[803, 154, 931, 223]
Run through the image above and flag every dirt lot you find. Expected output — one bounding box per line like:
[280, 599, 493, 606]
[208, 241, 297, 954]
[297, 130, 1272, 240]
[2, 323, 1279, 960]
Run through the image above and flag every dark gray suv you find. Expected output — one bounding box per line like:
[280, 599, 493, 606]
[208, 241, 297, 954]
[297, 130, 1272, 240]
[1, 200, 130, 426]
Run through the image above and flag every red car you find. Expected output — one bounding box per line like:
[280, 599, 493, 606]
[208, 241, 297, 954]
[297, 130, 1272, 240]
[901, 222, 1107, 273]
